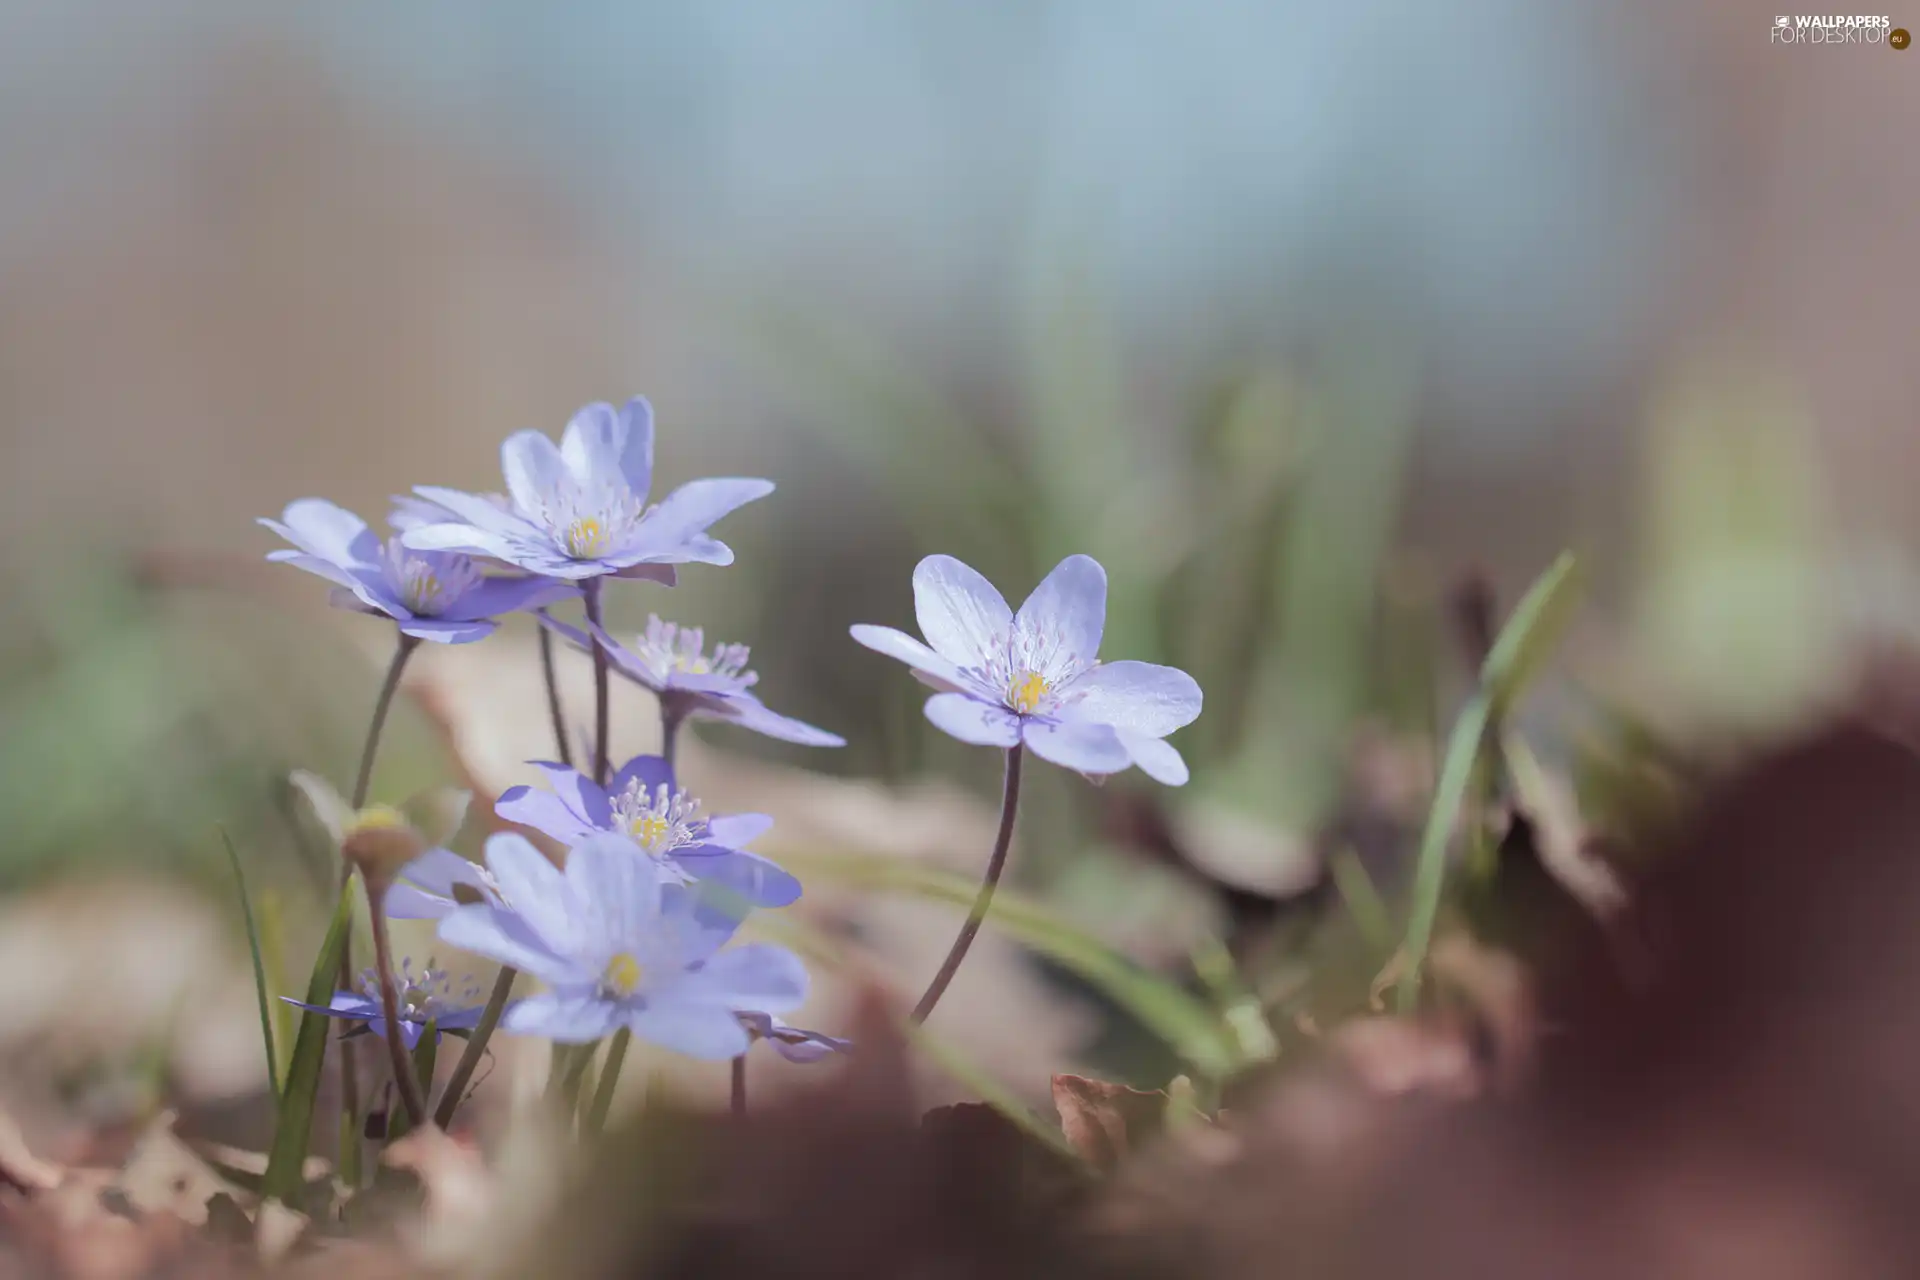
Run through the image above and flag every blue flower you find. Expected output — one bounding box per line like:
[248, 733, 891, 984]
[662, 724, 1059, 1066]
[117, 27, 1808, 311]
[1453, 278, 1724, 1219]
[851, 554, 1202, 783]
[540, 613, 844, 748]
[496, 753, 801, 908]
[261, 499, 575, 643]
[280, 960, 487, 1050]
[436, 833, 808, 1058]
[400, 398, 773, 582]
[738, 1011, 850, 1064]
[383, 846, 505, 921]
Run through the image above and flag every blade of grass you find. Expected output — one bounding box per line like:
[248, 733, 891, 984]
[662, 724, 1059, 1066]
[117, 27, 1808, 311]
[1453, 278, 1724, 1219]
[257, 889, 295, 1087]
[775, 850, 1239, 1077]
[1329, 846, 1394, 954]
[263, 881, 354, 1205]
[218, 826, 279, 1099]
[1396, 554, 1583, 1013]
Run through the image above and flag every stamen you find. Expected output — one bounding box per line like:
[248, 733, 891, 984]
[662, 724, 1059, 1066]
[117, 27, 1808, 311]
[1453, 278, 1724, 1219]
[563, 516, 609, 559]
[1010, 672, 1049, 715]
[611, 780, 704, 856]
[382, 538, 482, 615]
[630, 615, 757, 687]
[602, 953, 643, 998]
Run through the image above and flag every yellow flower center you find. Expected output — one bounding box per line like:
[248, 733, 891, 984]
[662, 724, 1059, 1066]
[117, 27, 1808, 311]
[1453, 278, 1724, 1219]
[629, 814, 671, 849]
[602, 952, 644, 997]
[563, 516, 610, 559]
[1010, 671, 1050, 715]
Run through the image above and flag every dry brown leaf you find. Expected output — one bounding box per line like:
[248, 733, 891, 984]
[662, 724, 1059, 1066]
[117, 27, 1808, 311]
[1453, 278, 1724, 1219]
[1051, 1074, 1171, 1170]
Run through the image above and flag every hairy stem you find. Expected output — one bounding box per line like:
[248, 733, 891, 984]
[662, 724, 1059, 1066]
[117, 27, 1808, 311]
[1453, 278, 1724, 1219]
[432, 965, 516, 1129]
[909, 744, 1024, 1024]
[537, 620, 575, 769]
[585, 581, 611, 786]
[367, 889, 429, 1130]
[730, 1054, 747, 1118]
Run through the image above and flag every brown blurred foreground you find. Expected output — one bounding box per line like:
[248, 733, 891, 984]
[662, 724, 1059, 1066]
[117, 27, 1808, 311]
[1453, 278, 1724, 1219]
[11, 717, 1920, 1276]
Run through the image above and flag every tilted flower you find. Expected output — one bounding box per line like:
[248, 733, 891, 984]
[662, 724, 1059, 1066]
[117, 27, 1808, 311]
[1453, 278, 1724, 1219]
[261, 499, 575, 643]
[737, 1011, 851, 1064]
[540, 613, 844, 748]
[850, 554, 1202, 783]
[384, 846, 506, 920]
[495, 752, 800, 908]
[436, 833, 808, 1058]
[289, 772, 472, 854]
[400, 398, 773, 582]
[281, 959, 487, 1050]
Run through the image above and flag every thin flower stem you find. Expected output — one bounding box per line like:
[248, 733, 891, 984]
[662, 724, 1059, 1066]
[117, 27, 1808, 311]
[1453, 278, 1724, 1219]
[730, 1054, 747, 1118]
[537, 620, 575, 769]
[584, 581, 611, 786]
[584, 1028, 632, 1135]
[909, 744, 1024, 1024]
[432, 965, 516, 1129]
[352, 634, 421, 810]
[367, 887, 429, 1130]
[339, 633, 418, 1177]
[661, 705, 684, 774]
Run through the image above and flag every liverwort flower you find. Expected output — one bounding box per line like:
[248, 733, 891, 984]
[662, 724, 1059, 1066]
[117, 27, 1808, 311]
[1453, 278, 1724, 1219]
[262, 499, 575, 643]
[540, 613, 844, 748]
[495, 752, 800, 907]
[737, 1011, 851, 1064]
[436, 833, 808, 1059]
[384, 846, 506, 920]
[850, 554, 1202, 783]
[400, 398, 773, 582]
[281, 959, 487, 1049]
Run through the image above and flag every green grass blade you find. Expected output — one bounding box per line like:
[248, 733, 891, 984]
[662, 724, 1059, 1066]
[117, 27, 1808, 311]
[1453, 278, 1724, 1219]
[777, 851, 1239, 1077]
[1482, 551, 1584, 719]
[218, 826, 279, 1100]
[263, 881, 353, 1205]
[1397, 553, 1582, 1013]
[1328, 846, 1394, 955]
[1395, 694, 1491, 1013]
[257, 889, 295, 1087]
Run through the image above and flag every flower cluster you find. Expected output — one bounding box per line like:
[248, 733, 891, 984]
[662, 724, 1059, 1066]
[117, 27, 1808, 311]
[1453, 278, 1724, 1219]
[260, 393, 1199, 1151]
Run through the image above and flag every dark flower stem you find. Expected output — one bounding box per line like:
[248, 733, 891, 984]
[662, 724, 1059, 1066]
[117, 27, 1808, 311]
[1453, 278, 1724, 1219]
[340, 633, 419, 1170]
[584, 1028, 632, 1134]
[366, 883, 429, 1130]
[910, 744, 1024, 1024]
[730, 1054, 747, 1118]
[431, 966, 515, 1129]
[584, 580, 611, 786]
[661, 704, 686, 775]
[352, 634, 421, 810]
[537, 620, 575, 770]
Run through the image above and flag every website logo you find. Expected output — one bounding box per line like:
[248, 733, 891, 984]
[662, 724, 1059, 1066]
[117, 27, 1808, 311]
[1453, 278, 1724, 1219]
[1770, 14, 1898, 44]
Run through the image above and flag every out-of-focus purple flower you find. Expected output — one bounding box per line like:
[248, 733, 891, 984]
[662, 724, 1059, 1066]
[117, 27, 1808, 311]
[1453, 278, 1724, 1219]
[384, 846, 506, 920]
[280, 959, 487, 1049]
[738, 1011, 851, 1063]
[400, 398, 772, 582]
[850, 554, 1202, 784]
[496, 753, 800, 907]
[262, 499, 575, 643]
[436, 833, 808, 1058]
[541, 613, 844, 748]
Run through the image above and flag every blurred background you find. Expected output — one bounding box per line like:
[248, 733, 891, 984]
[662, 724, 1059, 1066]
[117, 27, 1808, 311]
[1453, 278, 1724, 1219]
[0, 0, 1916, 1144]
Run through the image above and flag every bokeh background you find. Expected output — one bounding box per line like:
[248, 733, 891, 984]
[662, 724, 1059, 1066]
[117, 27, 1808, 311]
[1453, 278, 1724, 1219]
[1, 0, 1916, 1140]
